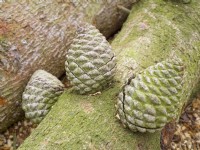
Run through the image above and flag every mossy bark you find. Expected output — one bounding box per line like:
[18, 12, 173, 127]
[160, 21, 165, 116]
[19, 0, 200, 149]
[0, 0, 136, 132]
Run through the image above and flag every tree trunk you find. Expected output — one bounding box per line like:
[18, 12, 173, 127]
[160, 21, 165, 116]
[19, 0, 200, 149]
[0, 0, 136, 132]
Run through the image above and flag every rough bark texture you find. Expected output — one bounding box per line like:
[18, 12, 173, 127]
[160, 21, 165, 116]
[19, 0, 200, 149]
[0, 0, 136, 132]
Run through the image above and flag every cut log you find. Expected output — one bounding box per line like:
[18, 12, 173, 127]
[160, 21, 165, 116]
[19, 0, 200, 149]
[0, 0, 136, 132]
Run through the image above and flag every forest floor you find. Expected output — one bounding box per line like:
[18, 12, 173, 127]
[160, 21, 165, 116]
[1, 94, 200, 150]
[169, 94, 200, 150]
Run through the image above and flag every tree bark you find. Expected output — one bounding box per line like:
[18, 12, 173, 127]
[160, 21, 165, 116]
[0, 0, 136, 132]
[19, 0, 200, 149]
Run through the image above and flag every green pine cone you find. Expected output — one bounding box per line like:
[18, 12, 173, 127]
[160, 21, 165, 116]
[117, 57, 185, 133]
[22, 70, 64, 123]
[65, 23, 116, 94]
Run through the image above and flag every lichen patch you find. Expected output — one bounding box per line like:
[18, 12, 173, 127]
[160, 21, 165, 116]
[80, 101, 94, 114]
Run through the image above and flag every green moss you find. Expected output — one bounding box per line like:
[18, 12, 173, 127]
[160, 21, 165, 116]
[113, 0, 183, 68]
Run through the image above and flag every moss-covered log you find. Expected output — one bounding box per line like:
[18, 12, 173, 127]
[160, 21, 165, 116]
[0, 0, 137, 132]
[19, 0, 200, 149]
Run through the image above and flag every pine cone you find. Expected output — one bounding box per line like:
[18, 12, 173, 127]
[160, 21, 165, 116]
[117, 57, 185, 133]
[65, 23, 116, 94]
[22, 70, 64, 123]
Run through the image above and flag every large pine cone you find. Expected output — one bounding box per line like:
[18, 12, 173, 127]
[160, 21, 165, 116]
[22, 70, 64, 123]
[65, 23, 116, 94]
[117, 57, 185, 133]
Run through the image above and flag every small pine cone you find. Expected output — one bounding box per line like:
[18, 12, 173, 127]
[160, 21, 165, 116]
[22, 70, 64, 123]
[117, 57, 185, 133]
[65, 23, 116, 94]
